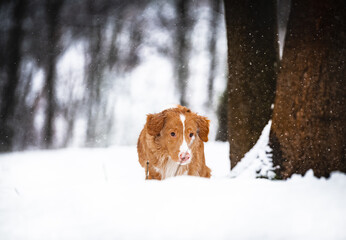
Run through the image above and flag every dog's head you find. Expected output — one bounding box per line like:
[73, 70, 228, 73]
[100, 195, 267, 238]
[146, 105, 209, 165]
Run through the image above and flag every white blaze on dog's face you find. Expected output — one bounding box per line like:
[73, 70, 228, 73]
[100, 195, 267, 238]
[161, 113, 196, 165]
[176, 114, 193, 165]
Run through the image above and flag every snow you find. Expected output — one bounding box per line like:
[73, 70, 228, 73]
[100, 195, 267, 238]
[229, 121, 276, 179]
[1, 141, 346, 240]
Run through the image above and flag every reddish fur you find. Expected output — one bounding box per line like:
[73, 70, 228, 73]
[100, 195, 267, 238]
[137, 105, 211, 180]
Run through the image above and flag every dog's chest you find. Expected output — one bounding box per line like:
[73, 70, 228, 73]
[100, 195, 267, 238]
[156, 157, 187, 179]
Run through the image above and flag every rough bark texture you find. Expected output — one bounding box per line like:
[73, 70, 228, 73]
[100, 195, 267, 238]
[224, 0, 278, 168]
[270, 0, 346, 178]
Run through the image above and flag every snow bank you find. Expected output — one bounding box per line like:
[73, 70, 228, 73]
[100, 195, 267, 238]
[0, 142, 345, 240]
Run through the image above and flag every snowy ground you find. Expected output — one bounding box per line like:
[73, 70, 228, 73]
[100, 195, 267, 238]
[1, 141, 346, 240]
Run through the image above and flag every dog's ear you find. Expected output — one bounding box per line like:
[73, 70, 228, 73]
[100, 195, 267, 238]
[196, 115, 210, 142]
[146, 112, 165, 136]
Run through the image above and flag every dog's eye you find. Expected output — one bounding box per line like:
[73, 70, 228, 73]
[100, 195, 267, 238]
[189, 133, 194, 138]
[170, 132, 176, 137]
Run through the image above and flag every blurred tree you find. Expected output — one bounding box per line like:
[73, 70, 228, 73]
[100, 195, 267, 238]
[223, 0, 278, 169]
[83, 0, 109, 147]
[0, 0, 27, 152]
[174, 0, 194, 107]
[215, 89, 228, 141]
[43, 0, 65, 148]
[207, 0, 222, 107]
[85, 19, 105, 147]
[270, 0, 346, 178]
[83, 1, 146, 147]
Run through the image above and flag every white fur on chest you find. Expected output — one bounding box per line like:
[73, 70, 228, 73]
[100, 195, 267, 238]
[160, 157, 187, 179]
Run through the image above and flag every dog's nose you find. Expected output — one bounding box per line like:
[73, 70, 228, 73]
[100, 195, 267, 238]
[179, 152, 191, 162]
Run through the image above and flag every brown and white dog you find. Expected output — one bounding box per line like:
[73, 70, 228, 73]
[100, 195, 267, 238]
[137, 105, 211, 180]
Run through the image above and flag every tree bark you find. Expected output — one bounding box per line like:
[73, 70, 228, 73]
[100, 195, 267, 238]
[270, 0, 346, 178]
[224, 0, 278, 168]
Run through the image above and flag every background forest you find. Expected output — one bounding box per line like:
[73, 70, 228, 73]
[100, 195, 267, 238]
[0, 0, 228, 151]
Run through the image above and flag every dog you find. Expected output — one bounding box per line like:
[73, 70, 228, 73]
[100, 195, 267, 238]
[137, 105, 211, 180]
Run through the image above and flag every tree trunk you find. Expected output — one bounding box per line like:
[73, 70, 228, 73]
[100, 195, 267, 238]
[270, 0, 346, 178]
[43, 0, 64, 148]
[174, 0, 192, 107]
[85, 22, 104, 147]
[224, 0, 278, 168]
[0, 0, 27, 152]
[215, 89, 229, 142]
[207, 0, 222, 107]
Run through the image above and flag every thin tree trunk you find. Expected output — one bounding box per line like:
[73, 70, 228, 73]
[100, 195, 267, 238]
[85, 21, 104, 147]
[215, 89, 229, 142]
[270, 0, 346, 179]
[175, 0, 192, 107]
[224, 0, 278, 168]
[43, 0, 64, 148]
[207, 0, 222, 107]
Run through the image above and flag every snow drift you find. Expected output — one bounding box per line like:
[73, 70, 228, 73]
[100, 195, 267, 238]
[0, 142, 345, 240]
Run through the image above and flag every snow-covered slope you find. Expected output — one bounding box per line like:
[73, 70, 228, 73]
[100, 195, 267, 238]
[0, 142, 345, 240]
